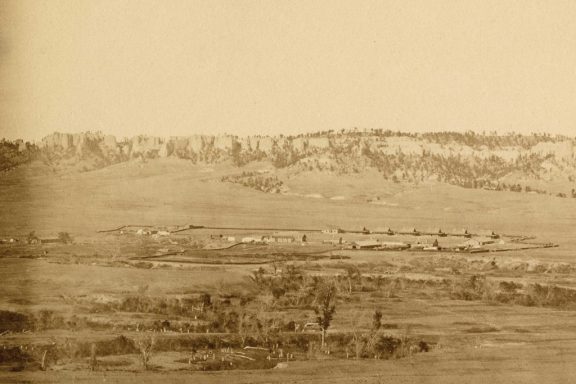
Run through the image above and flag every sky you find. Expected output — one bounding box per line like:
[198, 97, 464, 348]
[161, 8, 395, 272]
[1, 0, 576, 141]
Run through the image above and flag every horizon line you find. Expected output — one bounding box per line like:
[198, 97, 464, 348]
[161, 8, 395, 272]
[3, 127, 575, 144]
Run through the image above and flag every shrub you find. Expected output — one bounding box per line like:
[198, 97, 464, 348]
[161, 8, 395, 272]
[35, 310, 64, 331]
[0, 346, 33, 364]
[0, 310, 31, 332]
[374, 335, 401, 358]
[499, 281, 522, 294]
[465, 326, 499, 333]
[418, 341, 430, 352]
[133, 262, 153, 269]
[525, 284, 576, 309]
[280, 333, 314, 351]
[450, 275, 495, 302]
[76, 335, 138, 358]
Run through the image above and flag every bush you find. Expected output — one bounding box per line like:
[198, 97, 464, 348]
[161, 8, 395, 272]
[0, 346, 33, 364]
[200, 358, 276, 371]
[0, 310, 32, 332]
[221, 172, 284, 193]
[499, 281, 522, 294]
[76, 335, 138, 358]
[525, 284, 576, 309]
[133, 262, 153, 269]
[465, 326, 499, 333]
[280, 333, 314, 351]
[418, 341, 430, 352]
[450, 275, 495, 302]
[374, 336, 402, 358]
[326, 333, 353, 348]
[153, 334, 243, 352]
[34, 310, 64, 331]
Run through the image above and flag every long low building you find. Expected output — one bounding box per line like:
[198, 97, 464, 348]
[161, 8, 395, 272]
[264, 235, 295, 243]
[351, 240, 409, 250]
[243, 235, 297, 244]
[39, 237, 64, 244]
[351, 240, 381, 249]
[241, 236, 264, 244]
[458, 238, 496, 248]
[380, 241, 411, 250]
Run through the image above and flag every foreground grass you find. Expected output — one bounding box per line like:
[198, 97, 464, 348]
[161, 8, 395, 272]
[3, 337, 576, 383]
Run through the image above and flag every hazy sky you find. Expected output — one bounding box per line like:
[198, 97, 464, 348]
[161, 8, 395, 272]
[1, 0, 576, 141]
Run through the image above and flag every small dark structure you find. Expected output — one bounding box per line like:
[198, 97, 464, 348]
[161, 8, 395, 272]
[39, 237, 64, 244]
[436, 229, 447, 237]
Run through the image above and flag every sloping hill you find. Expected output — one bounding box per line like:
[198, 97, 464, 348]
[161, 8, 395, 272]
[2, 130, 574, 196]
[1, 157, 575, 245]
[1, 130, 576, 239]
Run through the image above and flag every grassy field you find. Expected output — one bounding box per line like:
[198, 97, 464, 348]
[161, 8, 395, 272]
[1, 158, 576, 382]
[2, 339, 576, 383]
[2, 158, 575, 238]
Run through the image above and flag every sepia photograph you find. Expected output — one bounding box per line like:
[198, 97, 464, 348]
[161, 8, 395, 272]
[1, 1, 576, 383]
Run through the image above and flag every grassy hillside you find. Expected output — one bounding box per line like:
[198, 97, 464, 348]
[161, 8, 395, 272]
[2, 151, 576, 383]
[4, 130, 576, 196]
[1, 158, 575, 245]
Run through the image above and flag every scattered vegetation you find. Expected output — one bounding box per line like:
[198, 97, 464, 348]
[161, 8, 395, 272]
[450, 275, 576, 310]
[57, 232, 73, 244]
[0, 139, 38, 172]
[9, 130, 576, 197]
[314, 283, 337, 348]
[221, 172, 284, 193]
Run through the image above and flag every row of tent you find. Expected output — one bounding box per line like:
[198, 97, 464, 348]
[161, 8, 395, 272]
[329, 226, 500, 238]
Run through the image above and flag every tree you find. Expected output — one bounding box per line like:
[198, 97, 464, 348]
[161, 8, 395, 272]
[350, 309, 384, 359]
[90, 343, 98, 371]
[372, 310, 382, 332]
[250, 267, 267, 288]
[255, 313, 279, 345]
[314, 283, 337, 349]
[238, 312, 256, 347]
[271, 285, 286, 300]
[58, 232, 73, 244]
[374, 335, 401, 359]
[344, 265, 361, 294]
[350, 314, 366, 359]
[27, 231, 38, 244]
[135, 335, 156, 370]
[231, 141, 242, 166]
[40, 349, 48, 370]
[199, 293, 212, 312]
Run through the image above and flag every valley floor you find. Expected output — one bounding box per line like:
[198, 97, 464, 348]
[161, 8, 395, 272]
[4, 338, 576, 384]
[2, 160, 576, 383]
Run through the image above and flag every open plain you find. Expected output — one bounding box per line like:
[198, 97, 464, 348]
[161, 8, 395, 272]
[1, 157, 576, 383]
[4, 1, 576, 381]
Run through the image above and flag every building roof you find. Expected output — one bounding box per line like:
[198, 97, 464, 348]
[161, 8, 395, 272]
[380, 241, 408, 246]
[273, 231, 300, 236]
[353, 240, 380, 247]
[459, 237, 494, 247]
